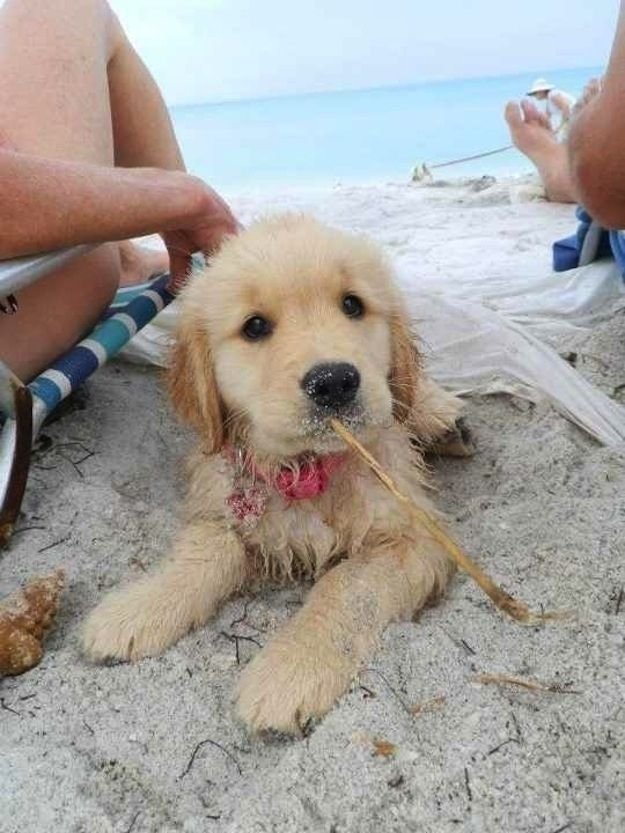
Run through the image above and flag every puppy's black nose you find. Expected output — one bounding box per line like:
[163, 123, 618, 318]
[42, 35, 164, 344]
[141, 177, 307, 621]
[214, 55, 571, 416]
[301, 362, 361, 409]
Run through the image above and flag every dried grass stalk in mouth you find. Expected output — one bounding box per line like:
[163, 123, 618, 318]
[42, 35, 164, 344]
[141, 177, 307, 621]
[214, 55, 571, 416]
[330, 418, 561, 625]
[0, 569, 65, 676]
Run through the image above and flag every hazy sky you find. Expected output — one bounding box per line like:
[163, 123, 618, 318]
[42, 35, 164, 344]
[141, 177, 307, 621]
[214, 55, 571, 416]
[111, 0, 619, 106]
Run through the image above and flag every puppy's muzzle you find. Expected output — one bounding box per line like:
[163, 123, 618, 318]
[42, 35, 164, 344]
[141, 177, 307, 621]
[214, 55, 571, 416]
[301, 362, 361, 411]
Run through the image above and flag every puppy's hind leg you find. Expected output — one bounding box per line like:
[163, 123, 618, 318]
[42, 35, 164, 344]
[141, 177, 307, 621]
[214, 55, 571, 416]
[410, 376, 475, 457]
[83, 522, 247, 662]
[236, 537, 453, 734]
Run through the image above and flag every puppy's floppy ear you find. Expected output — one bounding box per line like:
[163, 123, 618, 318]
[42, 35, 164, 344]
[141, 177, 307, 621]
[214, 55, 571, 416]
[388, 312, 421, 424]
[167, 322, 224, 452]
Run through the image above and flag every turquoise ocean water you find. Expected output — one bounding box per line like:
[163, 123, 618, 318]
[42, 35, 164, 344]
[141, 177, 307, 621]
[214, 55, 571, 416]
[170, 66, 601, 192]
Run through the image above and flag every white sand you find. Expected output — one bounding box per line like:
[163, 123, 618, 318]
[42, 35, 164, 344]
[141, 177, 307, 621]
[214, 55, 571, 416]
[2, 175, 625, 832]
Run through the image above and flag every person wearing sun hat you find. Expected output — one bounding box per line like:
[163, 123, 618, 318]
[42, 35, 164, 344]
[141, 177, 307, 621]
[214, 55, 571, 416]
[527, 78, 576, 136]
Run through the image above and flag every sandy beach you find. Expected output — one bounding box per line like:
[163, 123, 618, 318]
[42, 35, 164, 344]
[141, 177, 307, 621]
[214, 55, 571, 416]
[2, 174, 625, 833]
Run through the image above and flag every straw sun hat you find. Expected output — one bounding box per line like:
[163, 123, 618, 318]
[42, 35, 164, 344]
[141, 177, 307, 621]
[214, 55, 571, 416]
[527, 78, 555, 96]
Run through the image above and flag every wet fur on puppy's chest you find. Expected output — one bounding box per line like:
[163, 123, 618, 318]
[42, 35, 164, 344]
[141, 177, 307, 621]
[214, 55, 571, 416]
[188, 426, 431, 584]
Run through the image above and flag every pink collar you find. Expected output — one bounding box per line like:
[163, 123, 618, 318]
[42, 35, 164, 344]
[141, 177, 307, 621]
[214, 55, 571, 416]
[269, 452, 347, 501]
[225, 446, 347, 502]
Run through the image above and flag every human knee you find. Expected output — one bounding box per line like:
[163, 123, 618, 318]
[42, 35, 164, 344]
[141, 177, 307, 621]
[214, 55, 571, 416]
[1, 0, 112, 21]
[1, 0, 117, 60]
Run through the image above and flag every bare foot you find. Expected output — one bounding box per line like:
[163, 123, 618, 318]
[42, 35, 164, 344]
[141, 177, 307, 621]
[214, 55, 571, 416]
[505, 99, 577, 203]
[507, 98, 556, 152]
[572, 77, 603, 121]
[118, 240, 169, 287]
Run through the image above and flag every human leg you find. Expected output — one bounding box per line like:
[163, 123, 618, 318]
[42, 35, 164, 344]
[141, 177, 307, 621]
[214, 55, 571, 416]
[505, 99, 577, 203]
[0, 0, 180, 379]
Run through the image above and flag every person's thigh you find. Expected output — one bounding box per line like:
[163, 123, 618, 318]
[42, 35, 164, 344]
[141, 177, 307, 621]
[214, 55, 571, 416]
[0, 0, 115, 162]
[0, 0, 120, 380]
[0, 249, 120, 381]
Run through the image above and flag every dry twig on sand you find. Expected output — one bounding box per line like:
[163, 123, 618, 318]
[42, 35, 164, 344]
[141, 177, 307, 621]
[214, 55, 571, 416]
[330, 419, 561, 625]
[409, 695, 446, 716]
[0, 570, 65, 676]
[473, 673, 580, 694]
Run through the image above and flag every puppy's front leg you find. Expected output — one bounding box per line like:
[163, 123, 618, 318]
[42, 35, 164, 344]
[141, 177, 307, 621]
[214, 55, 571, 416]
[83, 522, 247, 662]
[236, 539, 452, 733]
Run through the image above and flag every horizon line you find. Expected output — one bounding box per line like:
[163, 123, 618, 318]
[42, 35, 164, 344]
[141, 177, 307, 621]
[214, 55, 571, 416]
[169, 62, 603, 111]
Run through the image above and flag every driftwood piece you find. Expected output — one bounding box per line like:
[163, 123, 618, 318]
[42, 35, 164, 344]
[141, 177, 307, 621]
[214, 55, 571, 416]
[0, 570, 65, 676]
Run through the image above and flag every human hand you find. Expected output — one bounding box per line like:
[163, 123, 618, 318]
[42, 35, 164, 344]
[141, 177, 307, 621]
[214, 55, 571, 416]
[161, 178, 240, 293]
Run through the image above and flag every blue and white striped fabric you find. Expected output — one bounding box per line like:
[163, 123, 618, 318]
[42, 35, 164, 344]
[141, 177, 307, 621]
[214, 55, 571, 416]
[29, 274, 174, 415]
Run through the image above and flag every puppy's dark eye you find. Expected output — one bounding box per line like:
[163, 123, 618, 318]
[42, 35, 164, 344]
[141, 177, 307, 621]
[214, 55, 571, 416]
[242, 315, 272, 341]
[342, 293, 365, 319]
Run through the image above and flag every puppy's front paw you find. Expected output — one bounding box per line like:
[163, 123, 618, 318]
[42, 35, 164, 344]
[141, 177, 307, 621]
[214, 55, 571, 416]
[236, 636, 353, 734]
[82, 585, 176, 662]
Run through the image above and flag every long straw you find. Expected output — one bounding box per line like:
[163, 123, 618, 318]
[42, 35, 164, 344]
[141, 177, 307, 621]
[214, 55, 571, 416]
[330, 419, 562, 624]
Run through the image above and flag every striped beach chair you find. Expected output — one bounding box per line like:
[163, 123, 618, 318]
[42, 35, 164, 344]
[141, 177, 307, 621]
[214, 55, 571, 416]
[0, 246, 174, 545]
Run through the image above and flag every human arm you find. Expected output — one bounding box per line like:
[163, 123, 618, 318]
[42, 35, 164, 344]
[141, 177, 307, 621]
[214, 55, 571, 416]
[568, 2, 625, 227]
[0, 150, 238, 288]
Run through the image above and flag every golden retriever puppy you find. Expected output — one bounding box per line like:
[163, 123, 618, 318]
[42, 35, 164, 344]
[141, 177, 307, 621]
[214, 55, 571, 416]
[83, 215, 465, 734]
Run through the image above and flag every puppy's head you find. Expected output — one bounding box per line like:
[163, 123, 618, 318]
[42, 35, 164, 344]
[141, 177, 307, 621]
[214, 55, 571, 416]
[168, 215, 419, 458]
